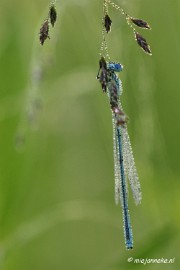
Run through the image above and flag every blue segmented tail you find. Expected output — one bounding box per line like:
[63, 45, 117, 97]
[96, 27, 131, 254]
[116, 127, 133, 249]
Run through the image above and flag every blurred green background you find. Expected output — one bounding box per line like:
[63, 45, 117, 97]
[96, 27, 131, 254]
[0, 0, 179, 269]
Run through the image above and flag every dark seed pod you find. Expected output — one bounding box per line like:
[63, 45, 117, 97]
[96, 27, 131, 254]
[104, 14, 112, 33]
[49, 4, 57, 27]
[97, 57, 108, 92]
[39, 20, 50, 45]
[99, 57, 107, 70]
[131, 17, 151, 29]
[135, 32, 152, 55]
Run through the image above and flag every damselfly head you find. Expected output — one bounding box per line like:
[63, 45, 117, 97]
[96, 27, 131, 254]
[107, 62, 123, 72]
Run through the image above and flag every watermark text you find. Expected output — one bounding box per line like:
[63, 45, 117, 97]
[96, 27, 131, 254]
[127, 257, 175, 265]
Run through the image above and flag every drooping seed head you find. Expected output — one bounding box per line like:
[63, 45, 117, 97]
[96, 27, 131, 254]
[131, 17, 151, 30]
[135, 32, 152, 55]
[49, 4, 57, 27]
[39, 20, 50, 45]
[104, 14, 112, 33]
[97, 57, 108, 92]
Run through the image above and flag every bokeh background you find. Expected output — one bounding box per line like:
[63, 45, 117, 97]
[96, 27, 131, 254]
[0, 0, 179, 269]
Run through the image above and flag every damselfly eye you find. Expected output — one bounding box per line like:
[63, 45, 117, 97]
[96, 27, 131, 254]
[107, 62, 123, 72]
